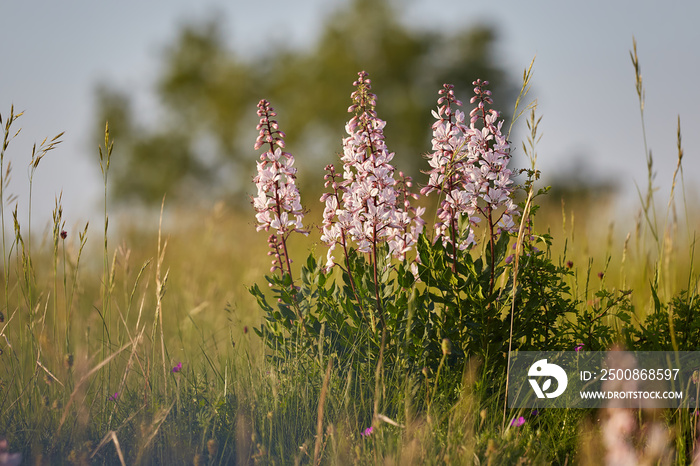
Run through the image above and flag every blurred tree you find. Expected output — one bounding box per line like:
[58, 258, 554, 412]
[93, 85, 211, 204]
[93, 0, 515, 206]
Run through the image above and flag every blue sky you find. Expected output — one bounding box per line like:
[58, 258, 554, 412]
[0, 0, 698, 230]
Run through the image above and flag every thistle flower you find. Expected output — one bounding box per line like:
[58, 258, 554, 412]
[253, 99, 308, 277]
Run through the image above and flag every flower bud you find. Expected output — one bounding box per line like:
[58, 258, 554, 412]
[441, 338, 452, 356]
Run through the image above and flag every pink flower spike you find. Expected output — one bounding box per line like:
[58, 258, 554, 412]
[252, 99, 308, 278]
[360, 426, 374, 437]
[422, 80, 519, 257]
[320, 71, 423, 266]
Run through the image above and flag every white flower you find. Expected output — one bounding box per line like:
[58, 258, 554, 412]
[422, 81, 519, 254]
[320, 71, 423, 266]
[252, 99, 308, 275]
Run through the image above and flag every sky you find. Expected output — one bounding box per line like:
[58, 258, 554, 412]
[0, 0, 698, 232]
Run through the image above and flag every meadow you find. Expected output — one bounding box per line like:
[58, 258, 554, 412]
[0, 47, 698, 466]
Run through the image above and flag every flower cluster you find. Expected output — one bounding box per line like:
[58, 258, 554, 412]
[254, 77, 516, 277]
[389, 171, 425, 262]
[320, 71, 423, 269]
[253, 99, 308, 275]
[421, 81, 518, 252]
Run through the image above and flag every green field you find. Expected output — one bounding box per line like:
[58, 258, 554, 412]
[0, 55, 698, 465]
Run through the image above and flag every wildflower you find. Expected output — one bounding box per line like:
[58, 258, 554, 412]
[108, 392, 119, 402]
[253, 100, 308, 278]
[421, 81, 519, 254]
[598, 271, 605, 280]
[441, 338, 452, 356]
[0, 437, 22, 466]
[388, 172, 425, 262]
[360, 426, 374, 438]
[320, 71, 423, 268]
[566, 260, 574, 269]
[602, 408, 637, 465]
[338, 71, 397, 257]
[172, 362, 182, 373]
[505, 254, 514, 265]
[319, 164, 350, 270]
[421, 84, 474, 251]
[60, 230, 67, 239]
[510, 416, 526, 427]
[575, 344, 584, 352]
[598, 347, 674, 466]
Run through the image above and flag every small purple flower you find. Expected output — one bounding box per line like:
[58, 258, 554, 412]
[108, 392, 119, 402]
[172, 362, 182, 373]
[505, 254, 514, 265]
[360, 426, 374, 438]
[531, 409, 539, 416]
[575, 344, 584, 352]
[510, 416, 526, 427]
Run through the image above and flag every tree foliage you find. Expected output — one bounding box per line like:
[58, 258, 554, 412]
[94, 0, 514, 205]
